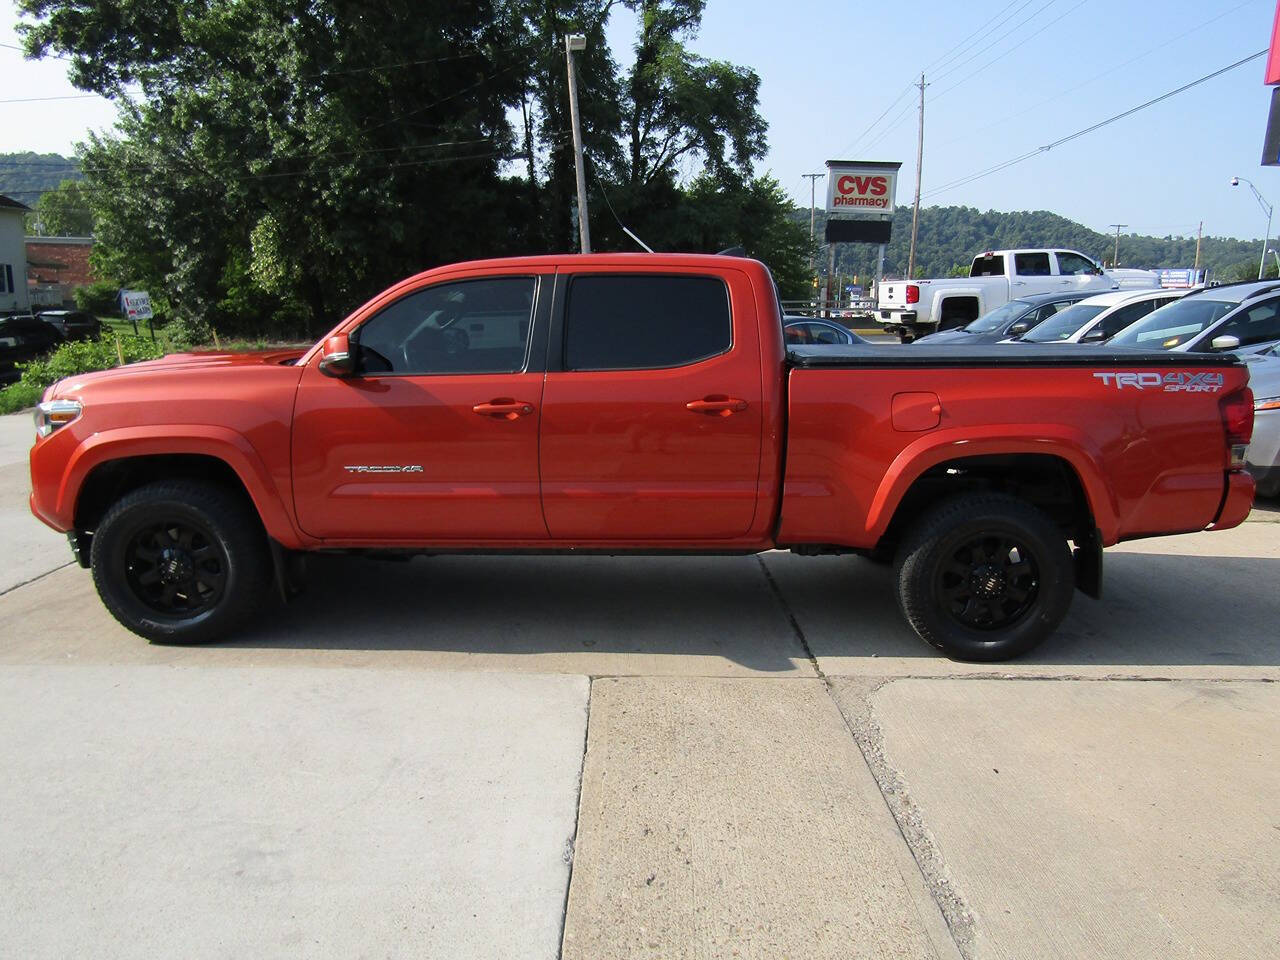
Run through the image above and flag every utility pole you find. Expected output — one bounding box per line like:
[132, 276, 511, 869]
[1194, 220, 1203, 271]
[803, 173, 824, 272]
[907, 72, 927, 280]
[1108, 224, 1127, 267]
[565, 34, 591, 253]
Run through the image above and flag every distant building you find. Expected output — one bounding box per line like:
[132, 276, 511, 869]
[0, 194, 32, 314]
[25, 235, 96, 308]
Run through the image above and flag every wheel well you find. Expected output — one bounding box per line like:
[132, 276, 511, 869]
[74, 454, 257, 532]
[877, 454, 1094, 556]
[937, 296, 980, 330]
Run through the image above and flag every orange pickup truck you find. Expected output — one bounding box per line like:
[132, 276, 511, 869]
[29, 254, 1255, 660]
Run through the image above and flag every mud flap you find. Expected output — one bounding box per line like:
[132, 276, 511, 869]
[1073, 528, 1103, 599]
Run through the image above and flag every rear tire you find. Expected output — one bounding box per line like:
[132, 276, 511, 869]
[893, 494, 1074, 661]
[90, 480, 271, 644]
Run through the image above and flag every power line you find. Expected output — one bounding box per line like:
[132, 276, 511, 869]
[829, 83, 914, 159]
[931, 0, 1256, 150]
[928, 0, 1057, 85]
[923, 48, 1267, 200]
[0, 93, 103, 103]
[920, 0, 1026, 76]
[932, 0, 1089, 101]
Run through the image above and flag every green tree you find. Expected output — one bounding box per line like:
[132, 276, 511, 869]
[25, 178, 94, 236]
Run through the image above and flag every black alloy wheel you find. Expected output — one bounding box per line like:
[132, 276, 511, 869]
[936, 534, 1039, 630]
[123, 519, 228, 615]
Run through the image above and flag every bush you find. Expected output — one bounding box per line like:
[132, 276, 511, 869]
[0, 334, 164, 413]
[74, 280, 121, 316]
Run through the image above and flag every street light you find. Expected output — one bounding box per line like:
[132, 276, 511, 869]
[1230, 176, 1273, 280]
[565, 34, 591, 254]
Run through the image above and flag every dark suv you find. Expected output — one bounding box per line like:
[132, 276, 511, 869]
[37, 309, 102, 342]
[0, 314, 63, 385]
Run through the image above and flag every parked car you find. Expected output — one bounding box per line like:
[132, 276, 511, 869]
[0, 314, 63, 385]
[878, 248, 1143, 342]
[29, 253, 1255, 662]
[783, 316, 863, 346]
[37, 309, 102, 342]
[1107, 280, 1280, 355]
[1013, 288, 1187, 345]
[913, 292, 1088, 345]
[1243, 346, 1280, 497]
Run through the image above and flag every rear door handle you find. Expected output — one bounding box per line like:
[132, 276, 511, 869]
[473, 398, 535, 420]
[686, 395, 748, 416]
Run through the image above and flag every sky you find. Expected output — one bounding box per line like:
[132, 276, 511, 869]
[2, 0, 1278, 242]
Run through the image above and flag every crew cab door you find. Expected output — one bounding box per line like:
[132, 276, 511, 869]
[539, 269, 763, 540]
[291, 273, 551, 540]
[1054, 251, 1107, 293]
[1010, 251, 1059, 296]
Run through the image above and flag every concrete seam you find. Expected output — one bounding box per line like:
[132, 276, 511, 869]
[755, 555, 825, 680]
[830, 672, 1277, 684]
[0, 561, 73, 599]
[556, 676, 592, 960]
[754, 556, 972, 958]
[828, 677, 977, 960]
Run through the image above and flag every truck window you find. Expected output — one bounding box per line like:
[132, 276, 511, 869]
[355, 276, 536, 375]
[1013, 253, 1051, 276]
[564, 275, 731, 370]
[970, 255, 1005, 277]
[1056, 253, 1097, 276]
[1211, 297, 1280, 348]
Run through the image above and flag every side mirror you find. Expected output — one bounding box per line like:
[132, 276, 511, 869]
[1210, 334, 1241, 352]
[1008, 320, 1031, 336]
[1080, 327, 1107, 343]
[318, 333, 354, 377]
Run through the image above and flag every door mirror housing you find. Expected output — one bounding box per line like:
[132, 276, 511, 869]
[318, 333, 354, 377]
[1008, 320, 1031, 337]
[1080, 326, 1107, 343]
[1210, 334, 1241, 352]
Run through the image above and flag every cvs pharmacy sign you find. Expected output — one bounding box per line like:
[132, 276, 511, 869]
[825, 161, 900, 216]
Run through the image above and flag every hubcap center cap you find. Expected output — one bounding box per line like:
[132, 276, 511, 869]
[971, 564, 1006, 598]
[159, 548, 194, 584]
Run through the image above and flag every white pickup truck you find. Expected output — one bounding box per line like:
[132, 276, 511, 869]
[879, 249, 1154, 342]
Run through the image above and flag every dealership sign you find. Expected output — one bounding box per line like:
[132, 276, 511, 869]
[825, 160, 901, 216]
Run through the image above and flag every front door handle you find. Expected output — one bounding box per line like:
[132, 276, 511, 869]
[686, 395, 748, 416]
[473, 398, 535, 420]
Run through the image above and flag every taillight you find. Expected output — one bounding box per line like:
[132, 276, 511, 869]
[1219, 387, 1254, 467]
[905, 284, 920, 304]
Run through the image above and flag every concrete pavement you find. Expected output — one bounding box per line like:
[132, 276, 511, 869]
[3, 411, 1280, 958]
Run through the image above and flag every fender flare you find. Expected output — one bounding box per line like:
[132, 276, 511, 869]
[864, 425, 1121, 545]
[58, 424, 305, 548]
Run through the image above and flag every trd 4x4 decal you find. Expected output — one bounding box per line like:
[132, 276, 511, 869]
[1093, 371, 1225, 393]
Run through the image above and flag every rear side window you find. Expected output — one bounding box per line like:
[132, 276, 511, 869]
[565, 275, 731, 371]
[1014, 253, 1051, 276]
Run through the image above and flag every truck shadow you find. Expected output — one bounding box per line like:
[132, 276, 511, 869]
[228, 547, 1280, 671]
[232, 554, 808, 673]
[761, 551, 1280, 669]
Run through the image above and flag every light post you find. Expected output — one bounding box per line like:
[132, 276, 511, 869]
[565, 34, 591, 254]
[1230, 176, 1273, 280]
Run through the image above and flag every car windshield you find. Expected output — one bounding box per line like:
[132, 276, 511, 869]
[1021, 304, 1106, 342]
[964, 299, 1033, 333]
[1107, 298, 1236, 349]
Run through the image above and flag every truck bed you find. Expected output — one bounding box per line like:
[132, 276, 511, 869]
[787, 344, 1243, 368]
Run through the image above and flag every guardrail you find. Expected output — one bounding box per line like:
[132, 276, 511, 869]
[781, 299, 879, 322]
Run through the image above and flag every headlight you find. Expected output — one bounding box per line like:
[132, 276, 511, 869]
[1255, 396, 1280, 412]
[34, 399, 82, 438]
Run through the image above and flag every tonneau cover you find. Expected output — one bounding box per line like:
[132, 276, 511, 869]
[787, 343, 1244, 368]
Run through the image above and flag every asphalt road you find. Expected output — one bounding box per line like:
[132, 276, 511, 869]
[2, 412, 1277, 959]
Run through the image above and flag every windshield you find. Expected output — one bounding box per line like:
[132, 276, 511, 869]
[964, 299, 1034, 333]
[1107, 298, 1235, 349]
[1021, 304, 1106, 342]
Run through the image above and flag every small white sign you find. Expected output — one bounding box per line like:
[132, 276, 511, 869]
[122, 290, 153, 320]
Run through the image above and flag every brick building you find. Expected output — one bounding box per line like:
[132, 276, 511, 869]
[25, 236, 96, 308]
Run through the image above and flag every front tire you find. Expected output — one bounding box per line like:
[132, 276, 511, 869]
[893, 494, 1074, 662]
[90, 480, 271, 644]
